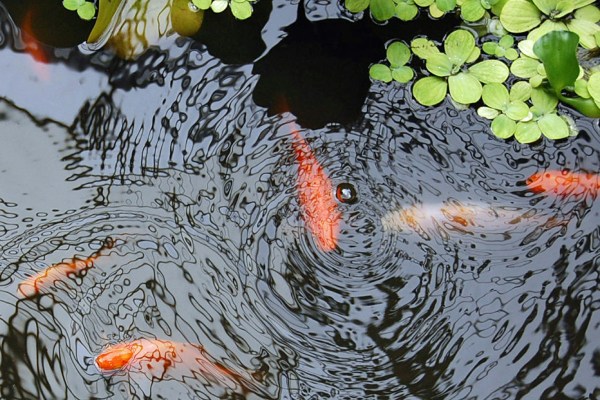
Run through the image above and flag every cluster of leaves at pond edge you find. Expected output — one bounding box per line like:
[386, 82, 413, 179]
[351, 0, 600, 144]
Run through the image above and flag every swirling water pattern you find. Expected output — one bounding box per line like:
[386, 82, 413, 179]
[1, 1, 600, 399]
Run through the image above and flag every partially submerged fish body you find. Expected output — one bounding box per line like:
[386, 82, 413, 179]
[291, 128, 340, 251]
[526, 170, 600, 198]
[95, 338, 243, 390]
[381, 201, 538, 240]
[17, 238, 115, 298]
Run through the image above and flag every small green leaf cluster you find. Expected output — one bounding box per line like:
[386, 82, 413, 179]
[345, 0, 457, 22]
[369, 42, 414, 83]
[482, 35, 518, 60]
[410, 30, 509, 106]
[191, 0, 255, 20]
[63, 0, 96, 20]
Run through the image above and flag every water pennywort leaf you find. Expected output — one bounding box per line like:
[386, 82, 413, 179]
[448, 72, 482, 104]
[387, 42, 411, 67]
[413, 76, 448, 105]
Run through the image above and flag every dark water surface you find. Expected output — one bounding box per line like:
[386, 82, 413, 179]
[0, 1, 599, 399]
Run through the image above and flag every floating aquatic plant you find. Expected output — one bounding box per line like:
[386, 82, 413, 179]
[369, 41, 415, 83]
[345, 0, 397, 21]
[191, 0, 256, 20]
[482, 34, 519, 60]
[413, 0, 456, 18]
[62, 0, 96, 20]
[411, 29, 509, 105]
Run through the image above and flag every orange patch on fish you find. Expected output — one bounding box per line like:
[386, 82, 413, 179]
[21, 10, 50, 80]
[18, 238, 114, 298]
[291, 128, 340, 251]
[95, 338, 243, 390]
[526, 170, 600, 197]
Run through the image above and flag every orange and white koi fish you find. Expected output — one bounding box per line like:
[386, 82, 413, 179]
[95, 338, 243, 390]
[17, 238, 115, 298]
[291, 127, 340, 251]
[526, 170, 600, 197]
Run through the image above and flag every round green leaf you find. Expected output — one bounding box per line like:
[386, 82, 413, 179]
[392, 66, 415, 83]
[192, 0, 213, 9]
[531, 87, 558, 114]
[482, 83, 510, 110]
[411, 38, 440, 59]
[588, 72, 600, 108]
[505, 101, 530, 120]
[63, 0, 83, 11]
[429, 2, 446, 17]
[483, 42, 499, 55]
[415, 0, 434, 5]
[566, 18, 600, 49]
[345, 0, 370, 12]
[538, 114, 570, 139]
[370, 64, 393, 82]
[371, 0, 396, 20]
[231, 0, 253, 19]
[509, 81, 532, 101]
[448, 72, 483, 104]
[437, 0, 457, 12]
[527, 20, 568, 43]
[517, 39, 536, 58]
[461, 0, 486, 21]
[532, 0, 559, 16]
[500, 0, 542, 33]
[466, 46, 481, 63]
[444, 29, 476, 66]
[574, 5, 600, 22]
[413, 76, 448, 105]
[426, 53, 454, 76]
[469, 60, 510, 83]
[396, 2, 419, 20]
[387, 42, 411, 67]
[211, 0, 228, 12]
[499, 34, 515, 48]
[505, 48, 519, 60]
[514, 121, 542, 143]
[574, 79, 590, 98]
[77, 2, 96, 20]
[494, 46, 506, 57]
[491, 114, 517, 139]
[478, 106, 501, 119]
[511, 57, 540, 78]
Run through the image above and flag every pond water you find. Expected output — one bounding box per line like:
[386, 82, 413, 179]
[0, 1, 599, 399]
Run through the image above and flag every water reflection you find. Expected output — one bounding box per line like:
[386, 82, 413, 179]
[1, 1, 600, 399]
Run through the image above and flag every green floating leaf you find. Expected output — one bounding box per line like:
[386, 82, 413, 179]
[192, 0, 213, 10]
[448, 72, 482, 104]
[482, 83, 509, 110]
[469, 60, 510, 83]
[63, 0, 83, 11]
[392, 66, 415, 82]
[533, 30, 580, 93]
[566, 18, 600, 49]
[478, 106, 500, 119]
[346, 0, 370, 12]
[491, 114, 517, 139]
[588, 72, 600, 108]
[482, 42, 498, 55]
[574, 79, 590, 98]
[460, 0, 486, 22]
[413, 76, 448, 105]
[509, 81, 532, 101]
[538, 114, 570, 139]
[231, 0, 253, 19]
[445, 29, 475, 66]
[437, 0, 457, 12]
[532, 0, 559, 16]
[371, 0, 396, 20]
[370, 64, 393, 82]
[531, 87, 558, 114]
[396, 2, 419, 20]
[426, 53, 454, 76]
[511, 57, 540, 78]
[500, 0, 542, 33]
[387, 42, 411, 67]
[411, 37, 440, 59]
[78, 1, 96, 20]
[505, 101, 530, 120]
[515, 121, 542, 143]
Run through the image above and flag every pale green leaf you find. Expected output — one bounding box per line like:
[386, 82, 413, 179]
[532, 0, 559, 16]
[413, 76, 448, 105]
[466, 46, 481, 63]
[426, 53, 454, 76]
[538, 114, 570, 139]
[491, 114, 517, 138]
[574, 79, 590, 98]
[437, 0, 457, 12]
[588, 72, 600, 108]
[77, 1, 96, 20]
[415, 0, 434, 6]
[387, 42, 411, 67]
[63, 0, 83, 11]
[411, 37, 440, 59]
[461, 0, 486, 21]
[469, 60, 510, 83]
[500, 0, 542, 33]
[444, 29, 476, 66]
[448, 72, 483, 104]
[429, 3, 446, 18]
[505, 101, 530, 120]
[370, 64, 393, 82]
[345, 0, 370, 12]
[499, 34, 515, 48]
[396, 2, 419, 20]
[511, 57, 540, 78]
[478, 106, 501, 119]
[566, 18, 600, 49]
[515, 121, 542, 143]
[574, 5, 600, 23]
[505, 48, 519, 60]
[231, 0, 253, 19]
[554, 0, 575, 17]
[192, 0, 212, 9]
[509, 81, 532, 101]
[527, 20, 568, 42]
[482, 83, 510, 109]
[531, 87, 558, 114]
[211, 0, 228, 12]
[482, 42, 499, 55]
[572, 0, 596, 9]
[517, 39, 536, 58]
[392, 66, 415, 82]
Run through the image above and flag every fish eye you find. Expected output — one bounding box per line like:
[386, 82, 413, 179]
[336, 182, 357, 204]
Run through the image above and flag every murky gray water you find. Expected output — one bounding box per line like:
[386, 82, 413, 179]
[0, 1, 599, 399]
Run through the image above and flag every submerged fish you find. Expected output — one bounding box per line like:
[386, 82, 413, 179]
[291, 127, 340, 251]
[21, 9, 49, 80]
[17, 238, 115, 298]
[95, 338, 243, 390]
[526, 170, 600, 197]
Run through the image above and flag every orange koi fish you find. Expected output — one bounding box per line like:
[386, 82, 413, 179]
[21, 10, 50, 80]
[526, 170, 600, 197]
[291, 127, 340, 251]
[18, 238, 115, 298]
[95, 338, 243, 390]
